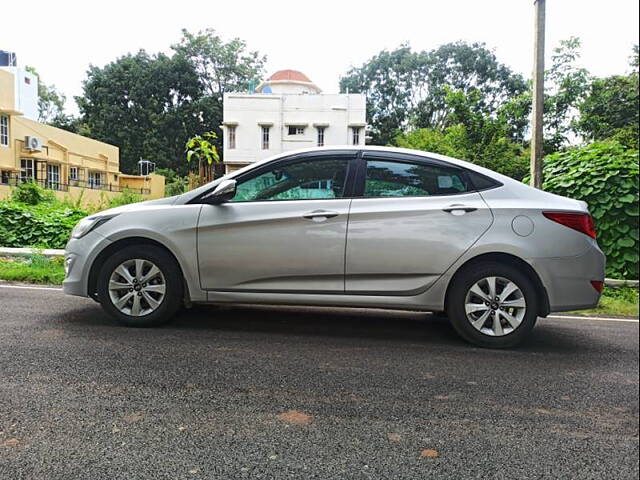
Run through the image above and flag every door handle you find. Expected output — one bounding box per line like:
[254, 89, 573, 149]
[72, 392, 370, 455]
[442, 205, 477, 214]
[302, 210, 339, 221]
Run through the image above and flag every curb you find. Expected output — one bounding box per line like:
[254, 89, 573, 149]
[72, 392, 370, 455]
[0, 247, 65, 258]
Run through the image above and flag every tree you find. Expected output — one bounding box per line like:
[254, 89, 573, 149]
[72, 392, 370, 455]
[395, 89, 529, 180]
[76, 50, 213, 174]
[185, 131, 220, 185]
[339, 42, 528, 145]
[542, 37, 591, 152]
[76, 29, 266, 174]
[576, 46, 639, 149]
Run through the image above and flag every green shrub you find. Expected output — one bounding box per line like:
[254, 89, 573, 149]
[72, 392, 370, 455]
[109, 189, 143, 208]
[11, 182, 55, 205]
[0, 201, 88, 249]
[534, 141, 639, 279]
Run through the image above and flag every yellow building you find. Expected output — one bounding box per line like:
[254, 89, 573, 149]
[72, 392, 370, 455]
[0, 69, 164, 206]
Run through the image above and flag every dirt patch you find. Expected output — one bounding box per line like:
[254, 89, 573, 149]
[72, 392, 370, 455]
[277, 410, 313, 425]
[420, 449, 439, 458]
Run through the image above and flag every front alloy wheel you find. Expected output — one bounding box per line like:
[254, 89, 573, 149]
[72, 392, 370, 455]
[108, 259, 167, 317]
[97, 245, 183, 327]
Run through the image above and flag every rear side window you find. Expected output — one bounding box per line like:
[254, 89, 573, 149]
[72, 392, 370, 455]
[364, 160, 470, 197]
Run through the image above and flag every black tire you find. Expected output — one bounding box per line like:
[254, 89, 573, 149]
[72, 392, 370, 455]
[96, 245, 183, 327]
[446, 262, 538, 348]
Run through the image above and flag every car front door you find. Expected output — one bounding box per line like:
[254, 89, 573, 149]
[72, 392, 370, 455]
[197, 152, 357, 292]
[345, 152, 494, 294]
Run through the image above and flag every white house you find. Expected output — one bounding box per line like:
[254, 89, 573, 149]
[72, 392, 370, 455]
[221, 69, 366, 174]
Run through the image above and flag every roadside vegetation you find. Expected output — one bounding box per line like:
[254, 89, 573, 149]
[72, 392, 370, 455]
[0, 182, 143, 249]
[0, 254, 65, 284]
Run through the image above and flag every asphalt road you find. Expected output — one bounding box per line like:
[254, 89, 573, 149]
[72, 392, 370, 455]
[0, 285, 638, 480]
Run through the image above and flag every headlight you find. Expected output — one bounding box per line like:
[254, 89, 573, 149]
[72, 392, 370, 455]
[71, 214, 117, 239]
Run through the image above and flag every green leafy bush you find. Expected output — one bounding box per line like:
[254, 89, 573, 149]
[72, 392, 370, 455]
[536, 141, 639, 279]
[11, 182, 55, 205]
[0, 201, 87, 249]
[108, 189, 143, 208]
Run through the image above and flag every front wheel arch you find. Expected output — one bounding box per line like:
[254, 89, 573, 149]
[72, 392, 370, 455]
[445, 252, 550, 318]
[88, 237, 187, 303]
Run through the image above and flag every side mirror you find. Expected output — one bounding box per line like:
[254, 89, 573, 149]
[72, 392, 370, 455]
[201, 179, 237, 204]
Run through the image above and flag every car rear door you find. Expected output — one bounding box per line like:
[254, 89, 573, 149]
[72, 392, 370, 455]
[345, 151, 493, 294]
[197, 151, 357, 293]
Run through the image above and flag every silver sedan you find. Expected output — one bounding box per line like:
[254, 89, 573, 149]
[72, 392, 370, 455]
[63, 147, 605, 348]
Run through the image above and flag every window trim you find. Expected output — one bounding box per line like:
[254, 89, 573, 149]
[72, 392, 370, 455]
[0, 114, 9, 147]
[46, 163, 61, 190]
[352, 151, 501, 198]
[317, 126, 325, 147]
[227, 125, 236, 149]
[190, 150, 359, 204]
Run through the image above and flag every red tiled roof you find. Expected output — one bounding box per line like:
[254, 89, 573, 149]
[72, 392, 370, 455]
[267, 70, 312, 83]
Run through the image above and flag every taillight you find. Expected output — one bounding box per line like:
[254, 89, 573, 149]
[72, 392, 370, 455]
[543, 211, 596, 239]
[590, 280, 604, 293]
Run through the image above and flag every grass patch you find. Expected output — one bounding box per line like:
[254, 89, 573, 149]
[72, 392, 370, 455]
[569, 286, 639, 317]
[0, 255, 65, 285]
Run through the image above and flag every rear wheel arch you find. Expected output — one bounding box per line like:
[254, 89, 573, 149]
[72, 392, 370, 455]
[88, 237, 188, 302]
[445, 252, 550, 318]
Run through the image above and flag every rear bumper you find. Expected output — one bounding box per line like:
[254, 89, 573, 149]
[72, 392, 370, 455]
[529, 244, 606, 312]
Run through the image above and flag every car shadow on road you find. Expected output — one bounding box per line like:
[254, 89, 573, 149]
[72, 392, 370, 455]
[62, 302, 605, 354]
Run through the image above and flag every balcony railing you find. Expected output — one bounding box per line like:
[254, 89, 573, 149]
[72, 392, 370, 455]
[0, 174, 150, 195]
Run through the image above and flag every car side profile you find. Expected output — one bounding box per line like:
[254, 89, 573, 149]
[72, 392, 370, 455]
[63, 147, 605, 348]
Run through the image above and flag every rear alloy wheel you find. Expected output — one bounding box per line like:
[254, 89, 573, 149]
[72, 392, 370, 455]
[97, 245, 182, 327]
[464, 276, 527, 337]
[446, 262, 538, 348]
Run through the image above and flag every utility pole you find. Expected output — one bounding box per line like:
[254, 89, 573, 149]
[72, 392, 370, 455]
[530, 0, 546, 189]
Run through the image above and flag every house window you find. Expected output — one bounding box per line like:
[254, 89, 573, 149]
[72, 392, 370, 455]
[317, 127, 325, 147]
[69, 167, 78, 181]
[47, 164, 60, 190]
[288, 126, 305, 135]
[20, 159, 35, 182]
[228, 126, 236, 149]
[261, 126, 270, 150]
[352, 127, 361, 145]
[88, 171, 102, 189]
[0, 115, 9, 147]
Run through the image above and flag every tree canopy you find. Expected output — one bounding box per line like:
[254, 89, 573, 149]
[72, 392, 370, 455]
[75, 29, 265, 174]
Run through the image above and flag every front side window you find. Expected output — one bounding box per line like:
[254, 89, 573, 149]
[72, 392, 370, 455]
[228, 126, 236, 149]
[364, 160, 469, 197]
[261, 126, 270, 150]
[47, 164, 60, 190]
[232, 157, 349, 202]
[20, 159, 34, 181]
[317, 127, 325, 146]
[0, 115, 9, 146]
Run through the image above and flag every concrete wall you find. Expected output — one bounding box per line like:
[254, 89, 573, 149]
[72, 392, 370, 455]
[222, 92, 366, 172]
[0, 67, 38, 120]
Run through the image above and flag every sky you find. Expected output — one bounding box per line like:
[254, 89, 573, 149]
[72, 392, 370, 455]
[1, 0, 638, 114]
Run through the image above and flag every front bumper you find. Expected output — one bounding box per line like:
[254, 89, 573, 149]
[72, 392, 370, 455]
[530, 243, 606, 312]
[62, 231, 112, 298]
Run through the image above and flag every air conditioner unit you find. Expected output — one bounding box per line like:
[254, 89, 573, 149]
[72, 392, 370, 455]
[24, 136, 43, 152]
